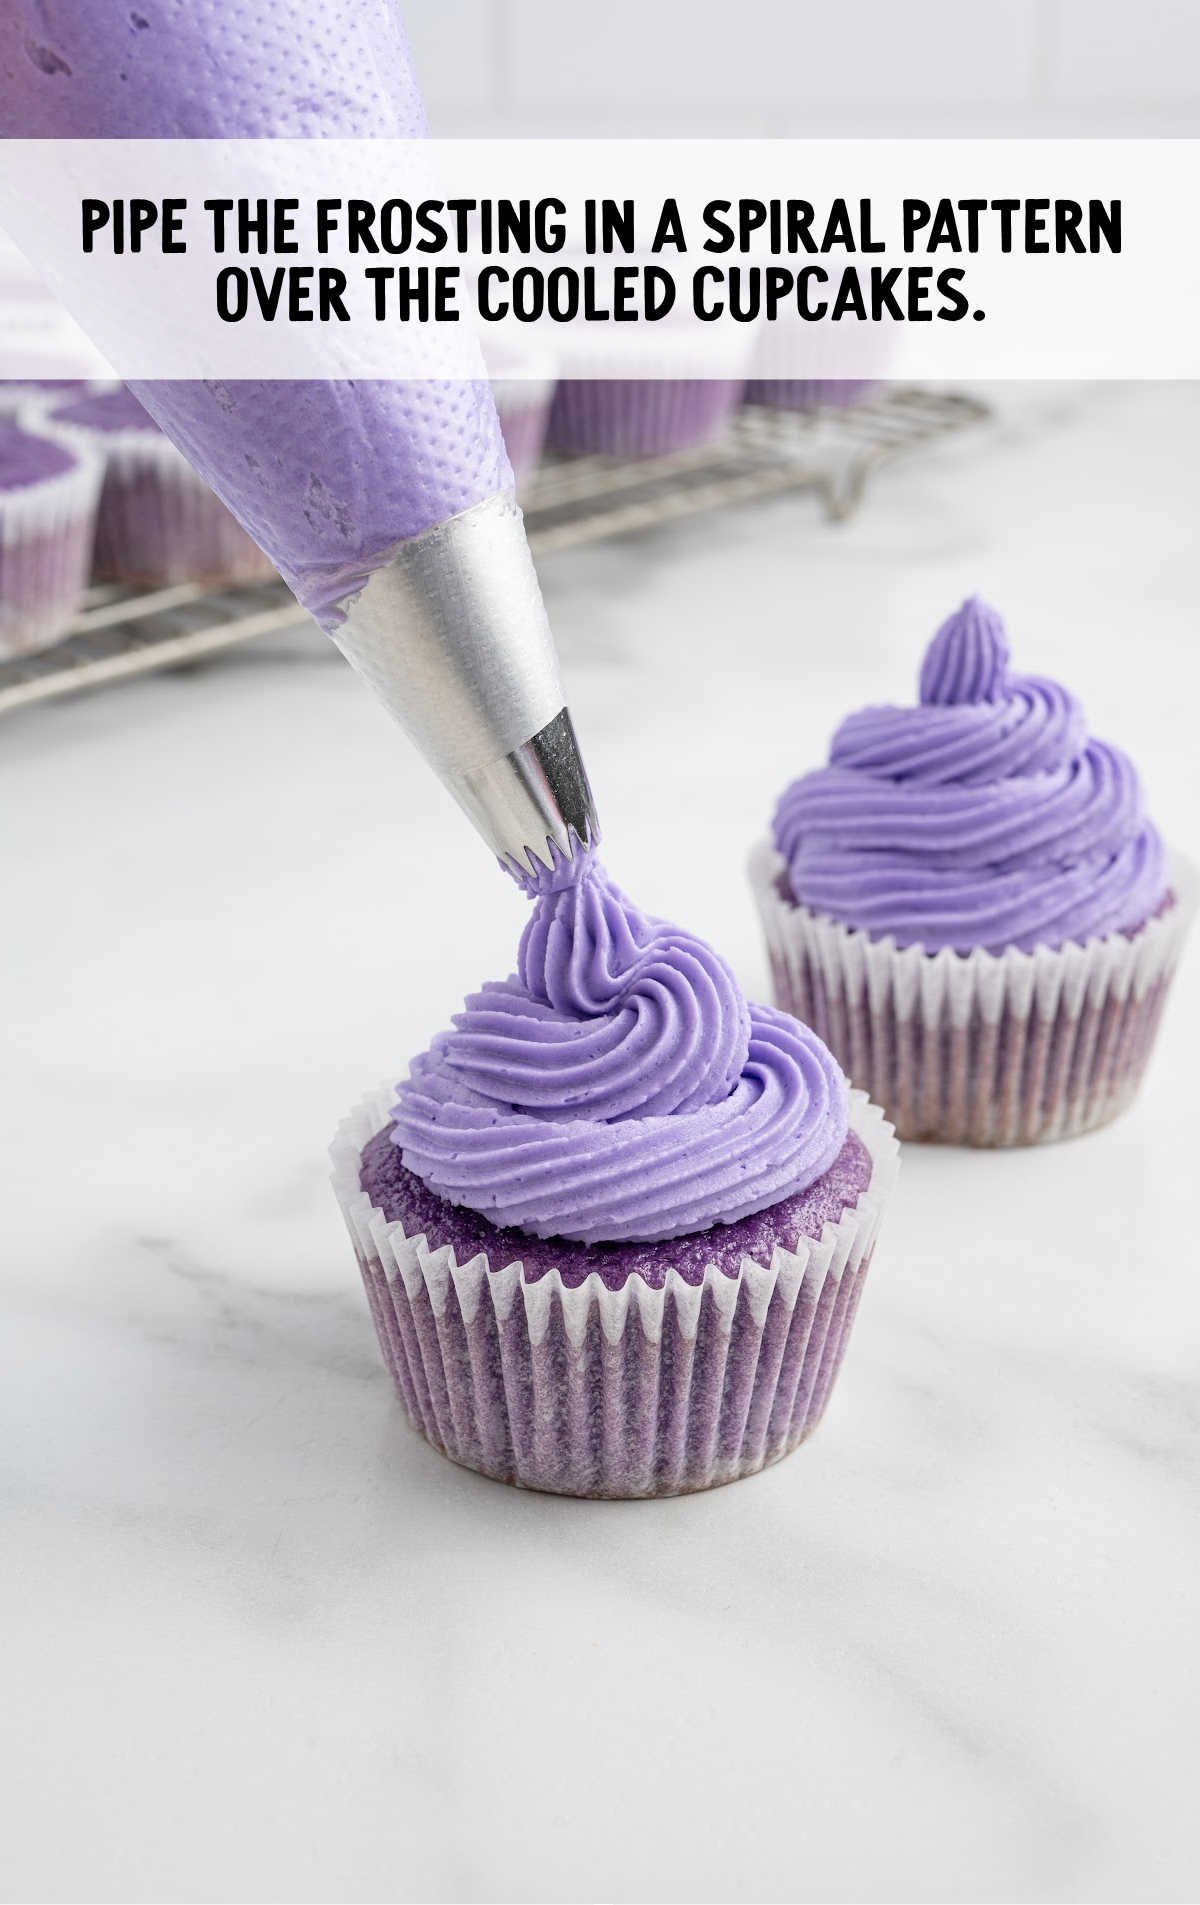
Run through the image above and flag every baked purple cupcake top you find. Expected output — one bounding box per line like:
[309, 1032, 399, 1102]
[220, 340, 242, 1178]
[360, 1124, 872, 1291]
[46, 388, 158, 435]
[773, 596, 1168, 956]
[0, 420, 77, 491]
[388, 850, 851, 1246]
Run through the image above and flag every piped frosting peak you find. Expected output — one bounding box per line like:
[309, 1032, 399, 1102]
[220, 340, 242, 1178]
[391, 854, 849, 1245]
[773, 598, 1167, 955]
[919, 595, 1010, 706]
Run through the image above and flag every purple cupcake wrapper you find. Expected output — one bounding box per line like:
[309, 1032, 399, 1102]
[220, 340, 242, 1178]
[331, 1087, 898, 1499]
[42, 420, 274, 586]
[492, 385, 554, 491]
[0, 450, 99, 655]
[751, 840, 1196, 1147]
[744, 379, 877, 412]
[547, 378, 745, 458]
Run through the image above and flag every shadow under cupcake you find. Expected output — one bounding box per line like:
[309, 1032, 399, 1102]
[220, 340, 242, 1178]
[332, 853, 897, 1498]
[752, 597, 1193, 1146]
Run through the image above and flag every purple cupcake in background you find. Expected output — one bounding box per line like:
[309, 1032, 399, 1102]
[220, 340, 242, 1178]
[546, 325, 749, 459]
[0, 379, 91, 422]
[493, 380, 554, 491]
[744, 378, 877, 413]
[331, 852, 897, 1498]
[43, 387, 276, 588]
[743, 290, 891, 417]
[548, 377, 745, 458]
[0, 420, 99, 656]
[489, 350, 556, 494]
[752, 597, 1193, 1145]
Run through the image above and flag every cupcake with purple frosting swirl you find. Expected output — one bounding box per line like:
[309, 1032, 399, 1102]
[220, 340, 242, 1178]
[752, 597, 1193, 1145]
[332, 853, 897, 1497]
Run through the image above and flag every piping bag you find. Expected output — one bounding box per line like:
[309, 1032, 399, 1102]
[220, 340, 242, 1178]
[0, 3, 597, 879]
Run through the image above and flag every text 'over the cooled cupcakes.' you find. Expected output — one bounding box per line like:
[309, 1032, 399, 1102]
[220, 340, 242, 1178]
[390, 852, 849, 1244]
[772, 596, 1167, 955]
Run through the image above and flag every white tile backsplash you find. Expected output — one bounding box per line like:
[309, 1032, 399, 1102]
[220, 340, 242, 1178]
[402, 0, 496, 116]
[396, 0, 1200, 131]
[1049, 0, 1200, 103]
[507, 0, 1038, 109]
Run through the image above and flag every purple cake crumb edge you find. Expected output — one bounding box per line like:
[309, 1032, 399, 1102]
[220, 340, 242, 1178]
[360, 1126, 873, 1292]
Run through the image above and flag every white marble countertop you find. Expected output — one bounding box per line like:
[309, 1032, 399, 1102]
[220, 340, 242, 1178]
[5, 384, 1199, 1905]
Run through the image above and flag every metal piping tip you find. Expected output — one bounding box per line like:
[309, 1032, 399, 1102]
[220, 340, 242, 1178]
[460, 705, 599, 880]
[498, 826, 597, 895]
[331, 491, 600, 872]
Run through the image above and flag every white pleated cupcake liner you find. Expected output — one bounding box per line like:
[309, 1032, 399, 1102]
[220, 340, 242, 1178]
[0, 445, 100, 655]
[751, 839, 1196, 1146]
[331, 1085, 898, 1499]
[38, 416, 274, 587]
[0, 379, 96, 422]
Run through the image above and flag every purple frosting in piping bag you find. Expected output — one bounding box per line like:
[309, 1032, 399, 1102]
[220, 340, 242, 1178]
[126, 377, 510, 629]
[391, 852, 850, 1245]
[773, 596, 1168, 955]
[0, 1, 511, 628]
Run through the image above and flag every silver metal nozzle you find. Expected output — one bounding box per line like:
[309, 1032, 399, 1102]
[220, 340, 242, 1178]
[332, 492, 598, 876]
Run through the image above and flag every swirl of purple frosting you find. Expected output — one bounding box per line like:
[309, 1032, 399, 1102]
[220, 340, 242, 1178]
[391, 854, 849, 1245]
[773, 597, 1167, 955]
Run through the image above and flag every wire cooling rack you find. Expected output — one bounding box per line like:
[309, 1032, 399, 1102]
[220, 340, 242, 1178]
[0, 386, 988, 715]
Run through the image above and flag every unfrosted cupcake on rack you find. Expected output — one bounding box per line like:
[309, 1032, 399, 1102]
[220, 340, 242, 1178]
[40, 387, 276, 588]
[752, 597, 1193, 1145]
[547, 322, 750, 458]
[0, 418, 99, 656]
[484, 335, 556, 493]
[332, 848, 897, 1498]
[744, 376, 877, 413]
[743, 297, 889, 416]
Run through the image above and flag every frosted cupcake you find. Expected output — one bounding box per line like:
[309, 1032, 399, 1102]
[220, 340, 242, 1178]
[42, 387, 275, 587]
[0, 420, 99, 655]
[332, 852, 897, 1498]
[752, 598, 1193, 1145]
